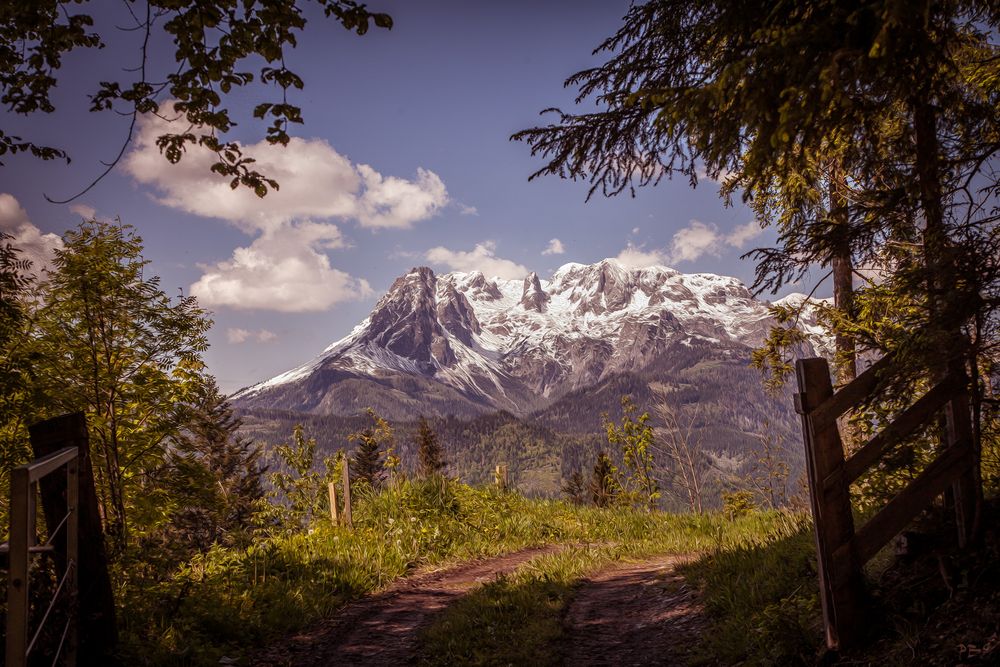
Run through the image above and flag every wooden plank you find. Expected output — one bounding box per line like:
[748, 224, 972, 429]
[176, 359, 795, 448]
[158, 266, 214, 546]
[810, 353, 895, 428]
[851, 443, 973, 564]
[796, 358, 865, 650]
[839, 374, 959, 485]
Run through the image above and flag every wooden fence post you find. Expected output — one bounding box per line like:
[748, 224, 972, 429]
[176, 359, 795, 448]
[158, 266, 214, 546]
[796, 358, 866, 650]
[29, 413, 118, 664]
[342, 463, 353, 530]
[328, 482, 339, 525]
[494, 464, 509, 492]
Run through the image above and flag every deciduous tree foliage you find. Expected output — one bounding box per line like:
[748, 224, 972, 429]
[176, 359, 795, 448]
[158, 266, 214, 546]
[32, 220, 212, 548]
[0, 233, 34, 512]
[604, 396, 659, 510]
[0, 1, 391, 196]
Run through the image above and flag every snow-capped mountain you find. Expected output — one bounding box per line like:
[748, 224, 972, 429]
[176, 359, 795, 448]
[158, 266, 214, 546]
[233, 259, 826, 420]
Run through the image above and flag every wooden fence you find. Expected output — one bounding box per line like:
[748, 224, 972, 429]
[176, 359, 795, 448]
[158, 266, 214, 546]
[795, 355, 978, 650]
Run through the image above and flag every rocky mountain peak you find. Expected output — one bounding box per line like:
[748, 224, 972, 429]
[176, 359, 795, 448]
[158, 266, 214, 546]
[519, 271, 549, 312]
[437, 280, 481, 345]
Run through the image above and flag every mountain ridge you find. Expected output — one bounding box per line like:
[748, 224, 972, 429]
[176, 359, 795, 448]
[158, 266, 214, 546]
[232, 258, 825, 420]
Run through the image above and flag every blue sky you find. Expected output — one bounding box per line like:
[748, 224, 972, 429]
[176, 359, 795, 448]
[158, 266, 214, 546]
[1, 1, 817, 393]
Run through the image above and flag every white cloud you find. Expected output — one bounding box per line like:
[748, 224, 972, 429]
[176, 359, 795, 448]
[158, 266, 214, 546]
[631, 227, 640, 235]
[665, 219, 764, 264]
[124, 102, 448, 311]
[695, 162, 734, 185]
[124, 107, 449, 232]
[726, 220, 764, 248]
[425, 241, 529, 280]
[226, 328, 251, 344]
[191, 222, 372, 312]
[669, 220, 723, 263]
[542, 238, 565, 255]
[0, 193, 63, 274]
[227, 327, 278, 344]
[458, 204, 479, 216]
[614, 243, 669, 268]
[69, 203, 96, 219]
[355, 165, 448, 229]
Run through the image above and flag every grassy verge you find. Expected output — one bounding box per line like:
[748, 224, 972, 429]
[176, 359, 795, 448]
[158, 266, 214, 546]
[418, 511, 810, 665]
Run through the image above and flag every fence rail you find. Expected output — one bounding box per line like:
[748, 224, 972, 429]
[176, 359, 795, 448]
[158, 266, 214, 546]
[4, 446, 79, 667]
[795, 356, 978, 650]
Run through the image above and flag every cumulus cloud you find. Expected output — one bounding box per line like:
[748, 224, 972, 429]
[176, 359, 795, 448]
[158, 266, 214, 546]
[614, 243, 669, 268]
[124, 102, 448, 311]
[69, 203, 96, 219]
[542, 238, 565, 255]
[191, 222, 372, 312]
[124, 105, 449, 232]
[458, 204, 479, 216]
[0, 193, 63, 274]
[425, 241, 529, 280]
[666, 219, 764, 264]
[227, 328, 278, 344]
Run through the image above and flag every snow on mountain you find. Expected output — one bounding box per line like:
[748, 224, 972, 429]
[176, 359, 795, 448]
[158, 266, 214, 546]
[233, 259, 828, 417]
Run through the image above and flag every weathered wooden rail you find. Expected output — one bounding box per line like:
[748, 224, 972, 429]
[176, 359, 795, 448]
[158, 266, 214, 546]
[3, 447, 79, 667]
[795, 355, 978, 650]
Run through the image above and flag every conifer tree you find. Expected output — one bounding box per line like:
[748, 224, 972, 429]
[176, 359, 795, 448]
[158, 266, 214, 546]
[416, 415, 445, 478]
[166, 378, 265, 547]
[589, 452, 617, 508]
[350, 408, 393, 490]
[561, 469, 586, 505]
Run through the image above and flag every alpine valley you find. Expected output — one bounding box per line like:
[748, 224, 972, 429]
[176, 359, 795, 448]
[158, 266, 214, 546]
[234, 259, 827, 502]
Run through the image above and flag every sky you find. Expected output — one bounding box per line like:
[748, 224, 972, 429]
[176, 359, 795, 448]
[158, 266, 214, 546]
[1, 0, 821, 393]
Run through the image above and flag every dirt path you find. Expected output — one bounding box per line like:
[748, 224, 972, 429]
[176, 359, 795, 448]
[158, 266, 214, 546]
[255, 545, 558, 666]
[561, 555, 709, 666]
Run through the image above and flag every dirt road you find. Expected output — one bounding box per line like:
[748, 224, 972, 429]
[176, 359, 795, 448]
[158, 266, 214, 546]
[255, 545, 558, 666]
[561, 555, 708, 666]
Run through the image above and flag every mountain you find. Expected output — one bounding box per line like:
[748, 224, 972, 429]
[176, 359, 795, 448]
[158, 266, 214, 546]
[233, 259, 831, 500]
[233, 259, 824, 421]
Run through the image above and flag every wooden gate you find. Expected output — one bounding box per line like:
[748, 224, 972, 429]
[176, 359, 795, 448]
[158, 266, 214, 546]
[795, 355, 978, 650]
[3, 447, 79, 666]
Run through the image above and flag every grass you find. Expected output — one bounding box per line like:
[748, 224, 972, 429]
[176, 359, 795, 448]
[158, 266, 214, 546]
[418, 510, 812, 665]
[116, 479, 734, 665]
[117, 477, 827, 667]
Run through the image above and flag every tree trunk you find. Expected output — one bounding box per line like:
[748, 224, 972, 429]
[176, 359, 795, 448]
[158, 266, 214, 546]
[829, 162, 857, 451]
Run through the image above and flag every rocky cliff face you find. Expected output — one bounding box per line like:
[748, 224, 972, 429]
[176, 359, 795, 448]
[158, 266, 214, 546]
[233, 259, 827, 419]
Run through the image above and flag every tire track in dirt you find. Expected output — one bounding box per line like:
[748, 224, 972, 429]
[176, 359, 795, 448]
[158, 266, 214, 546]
[561, 555, 709, 666]
[255, 545, 559, 666]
